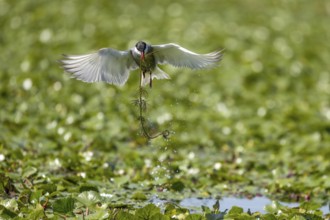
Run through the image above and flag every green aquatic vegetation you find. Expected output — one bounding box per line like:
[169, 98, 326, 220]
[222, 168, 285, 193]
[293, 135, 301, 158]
[1, 193, 328, 219]
[133, 73, 171, 140]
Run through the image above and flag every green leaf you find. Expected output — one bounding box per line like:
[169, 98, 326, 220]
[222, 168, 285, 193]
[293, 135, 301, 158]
[0, 205, 18, 219]
[0, 174, 18, 196]
[164, 203, 177, 215]
[150, 213, 170, 220]
[116, 210, 136, 220]
[299, 201, 321, 211]
[0, 199, 18, 212]
[27, 204, 45, 220]
[40, 183, 57, 194]
[53, 197, 75, 215]
[85, 209, 109, 219]
[227, 206, 243, 215]
[260, 213, 277, 220]
[22, 166, 38, 179]
[187, 213, 205, 220]
[135, 204, 160, 219]
[164, 203, 189, 216]
[171, 180, 185, 192]
[212, 200, 220, 213]
[264, 201, 284, 213]
[79, 184, 99, 193]
[131, 191, 147, 200]
[112, 176, 130, 186]
[76, 191, 101, 207]
[29, 189, 43, 204]
[202, 205, 211, 214]
[290, 215, 306, 220]
[30, 190, 42, 203]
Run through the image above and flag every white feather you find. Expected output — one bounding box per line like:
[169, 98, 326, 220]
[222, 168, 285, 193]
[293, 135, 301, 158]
[152, 43, 222, 69]
[61, 48, 138, 86]
[60, 42, 222, 87]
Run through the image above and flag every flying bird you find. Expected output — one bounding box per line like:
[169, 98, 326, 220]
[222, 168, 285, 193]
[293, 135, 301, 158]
[60, 41, 222, 87]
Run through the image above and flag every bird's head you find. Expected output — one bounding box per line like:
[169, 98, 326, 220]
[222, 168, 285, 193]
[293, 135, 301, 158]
[135, 41, 147, 60]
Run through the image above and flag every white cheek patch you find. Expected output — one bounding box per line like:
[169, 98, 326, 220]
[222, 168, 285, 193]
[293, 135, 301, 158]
[134, 47, 141, 55]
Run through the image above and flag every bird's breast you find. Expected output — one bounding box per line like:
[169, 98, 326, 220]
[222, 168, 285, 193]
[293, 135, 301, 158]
[141, 55, 156, 72]
[131, 50, 156, 72]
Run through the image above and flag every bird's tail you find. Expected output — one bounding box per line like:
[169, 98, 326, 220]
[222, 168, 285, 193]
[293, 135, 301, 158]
[141, 67, 170, 86]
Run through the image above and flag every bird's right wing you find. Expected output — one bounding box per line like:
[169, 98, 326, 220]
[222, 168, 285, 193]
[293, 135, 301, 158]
[60, 48, 138, 86]
[152, 43, 222, 69]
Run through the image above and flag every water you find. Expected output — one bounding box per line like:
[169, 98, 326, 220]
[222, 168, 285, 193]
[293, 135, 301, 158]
[180, 197, 330, 214]
[152, 196, 330, 214]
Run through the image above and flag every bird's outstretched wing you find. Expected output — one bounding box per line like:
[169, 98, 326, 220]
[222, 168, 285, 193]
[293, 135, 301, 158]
[152, 43, 222, 69]
[60, 48, 138, 86]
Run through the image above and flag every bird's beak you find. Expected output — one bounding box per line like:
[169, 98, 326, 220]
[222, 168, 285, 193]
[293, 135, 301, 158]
[141, 52, 145, 60]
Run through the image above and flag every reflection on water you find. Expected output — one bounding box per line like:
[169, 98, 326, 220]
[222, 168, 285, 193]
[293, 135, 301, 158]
[179, 197, 329, 214]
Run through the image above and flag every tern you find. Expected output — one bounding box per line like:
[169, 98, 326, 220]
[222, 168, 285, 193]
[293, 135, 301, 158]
[60, 41, 222, 87]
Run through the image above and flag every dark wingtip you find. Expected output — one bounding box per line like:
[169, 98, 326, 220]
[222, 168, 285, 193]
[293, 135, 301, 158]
[57, 55, 69, 69]
[57, 60, 64, 70]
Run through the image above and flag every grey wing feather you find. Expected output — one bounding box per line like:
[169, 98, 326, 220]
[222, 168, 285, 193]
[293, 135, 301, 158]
[152, 43, 222, 69]
[60, 48, 138, 86]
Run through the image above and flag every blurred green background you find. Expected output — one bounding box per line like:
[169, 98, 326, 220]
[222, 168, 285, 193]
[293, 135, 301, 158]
[0, 0, 330, 209]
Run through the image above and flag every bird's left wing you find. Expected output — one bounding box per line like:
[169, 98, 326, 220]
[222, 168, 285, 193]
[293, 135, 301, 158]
[152, 43, 222, 69]
[60, 48, 138, 86]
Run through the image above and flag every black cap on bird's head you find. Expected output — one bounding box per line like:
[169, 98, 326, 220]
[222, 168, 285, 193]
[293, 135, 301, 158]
[135, 41, 147, 60]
